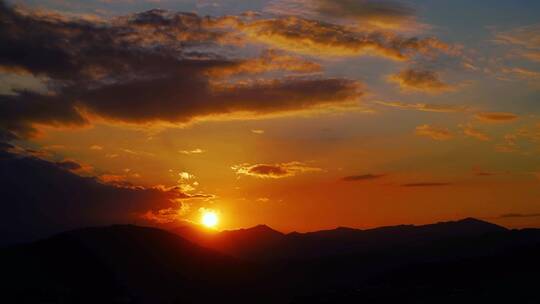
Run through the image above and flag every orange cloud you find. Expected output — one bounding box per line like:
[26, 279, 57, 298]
[179, 148, 205, 155]
[232, 161, 322, 178]
[206, 50, 321, 78]
[315, 0, 419, 30]
[237, 16, 452, 60]
[266, 0, 426, 32]
[475, 112, 519, 123]
[494, 24, 540, 63]
[494, 23, 540, 49]
[415, 124, 453, 141]
[388, 69, 455, 93]
[375, 101, 466, 113]
[462, 124, 490, 141]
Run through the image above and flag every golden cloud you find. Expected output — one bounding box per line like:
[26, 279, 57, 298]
[375, 101, 467, 113]
[232, 161, 322, 178]
[237, 16, 453, 60]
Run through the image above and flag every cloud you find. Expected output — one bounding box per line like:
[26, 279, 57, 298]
[472, 166, 502, 177]
[0, 149, 185, 244]
[520, 51, 540, 63]
[142, 201, 191, 224]
[375, 101, 467, 113]
[99, 174, 128, 185]
[90, 145, 103, 150]
[494, 23, 540, 49]
[475, 112, 519, 123]
[315, 0, 418, 30]
[179, 148, 205, 155]
[0, 3, 362, 139]
[232, 161, 321, 178]
[500, 67, 540, 81]
[54, 160, 81, 170]
[415, 124, 453, 141]
[237, 16, 454, 60]
[266, 0, 425, 32]
[388, 68, 455, 93]
[494, 23, 540, 62]
[251, 129, 265, 134]
[342, 174, 384, 181]
[401, 182, 451, 187]
[461, 124, 490, 141]
[205, 49, 321, 78]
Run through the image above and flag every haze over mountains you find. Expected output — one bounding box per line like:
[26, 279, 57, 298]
[2, 218, 540, 303]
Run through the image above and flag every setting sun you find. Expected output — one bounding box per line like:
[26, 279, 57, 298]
[202, 211, 219, 228]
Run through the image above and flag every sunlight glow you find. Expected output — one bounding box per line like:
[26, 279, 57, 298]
[202, 211, 219, 228]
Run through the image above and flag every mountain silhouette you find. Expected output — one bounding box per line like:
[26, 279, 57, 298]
[174, 224, 285, 258]
[0, 225, 255, 304]
[174, 218, 508, 259]
[2, 219, 540, 304]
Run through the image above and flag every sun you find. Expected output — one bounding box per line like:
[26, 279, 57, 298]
[201, 211, 219, 228]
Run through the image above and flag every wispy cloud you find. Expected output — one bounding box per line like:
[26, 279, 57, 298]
[401, 182, 451, 187]
[179, 148, 205, 155]
[494, 23, 540, 62]
[375, 101, 467, 113]
[236, 15, 453, 60]
[461, 124, 490, 141]
[415, 124, 453, 141]
[342, 174, 384, 181]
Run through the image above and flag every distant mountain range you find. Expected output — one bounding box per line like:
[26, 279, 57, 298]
[173, 217, 510, 259]
[2, 218, 540, 303]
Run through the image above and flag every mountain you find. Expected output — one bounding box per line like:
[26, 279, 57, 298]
[0, 225, 257, 304]
[2, 220, 540, 304]
[173, 218, 508, 260]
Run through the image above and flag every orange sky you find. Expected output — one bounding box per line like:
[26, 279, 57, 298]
[1, 0, 540, 232]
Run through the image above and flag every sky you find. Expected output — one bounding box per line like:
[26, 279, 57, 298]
[1, 0, 539, 241]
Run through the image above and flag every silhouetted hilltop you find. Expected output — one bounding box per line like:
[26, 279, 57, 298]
[0, 225, 253, 304]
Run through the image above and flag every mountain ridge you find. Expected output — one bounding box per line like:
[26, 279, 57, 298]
[2, 220, 540, 304]
[173, 217, 509, 259]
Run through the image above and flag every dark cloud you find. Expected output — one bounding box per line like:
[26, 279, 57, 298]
[55, 160, 82, 171]
[342, 174, 384, 181]
[0, 149, 183, 245]
[0, 2, 362, 139]
[401, 182, 451, 187]
[475, 112, 519, 123]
